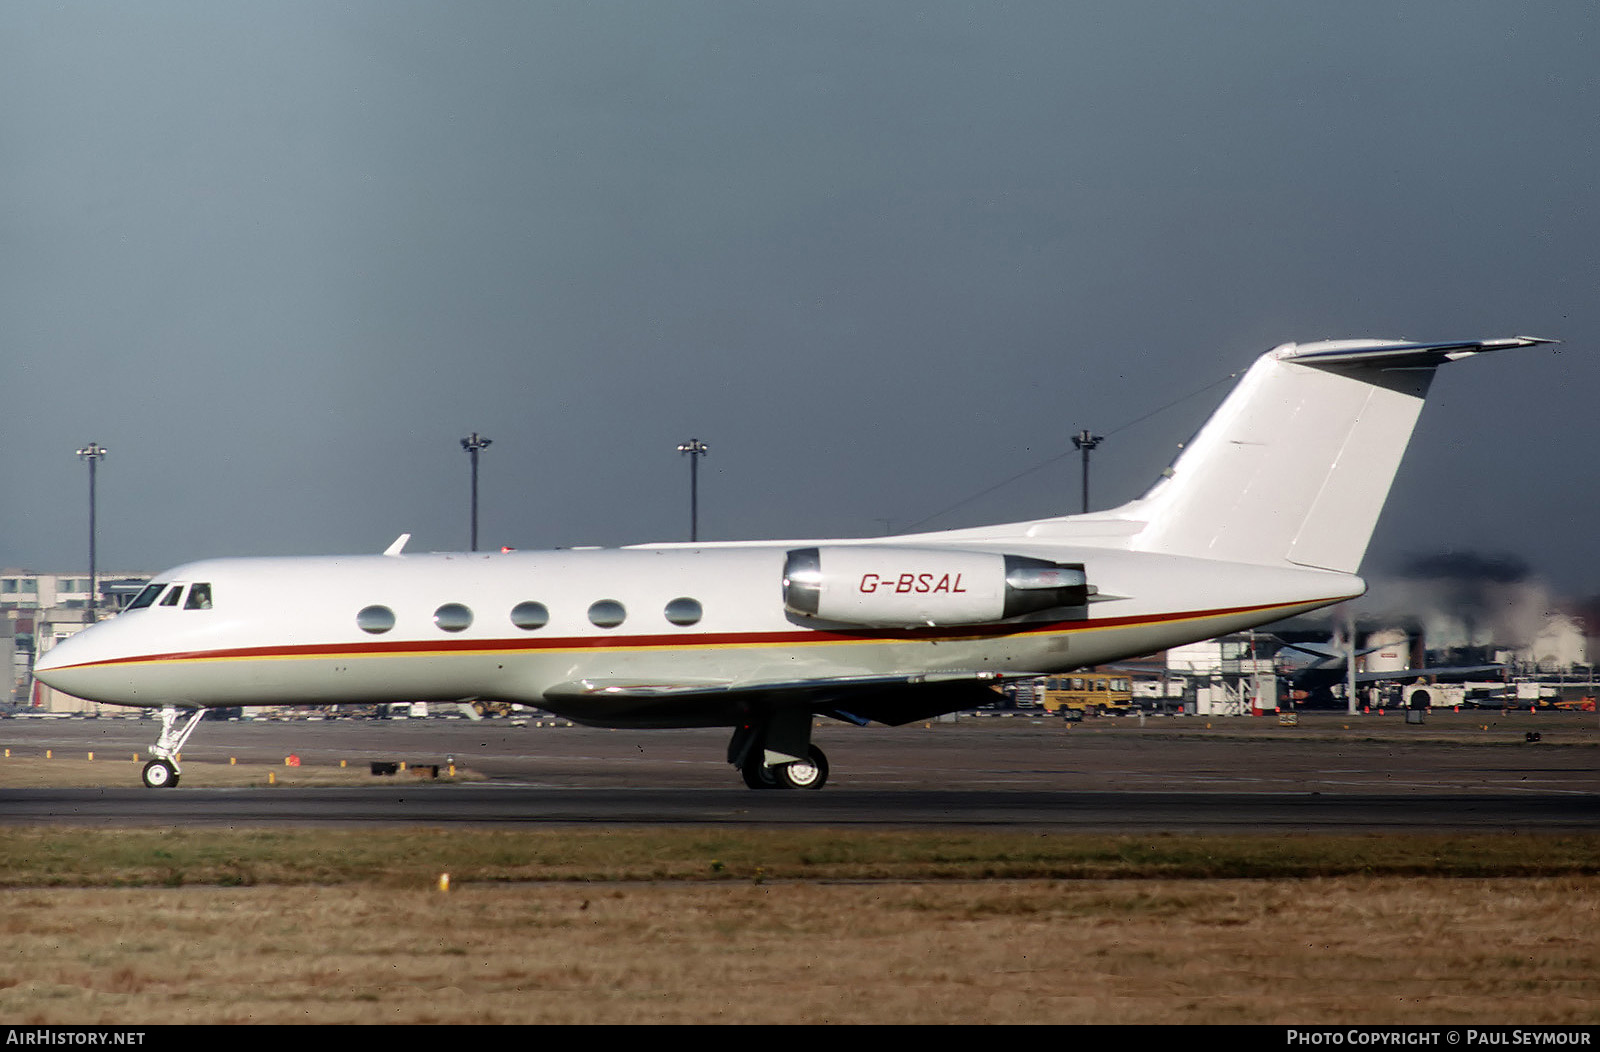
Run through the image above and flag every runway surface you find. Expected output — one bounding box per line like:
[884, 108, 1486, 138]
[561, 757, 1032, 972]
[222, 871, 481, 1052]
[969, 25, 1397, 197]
[3, 710, 1596, 830]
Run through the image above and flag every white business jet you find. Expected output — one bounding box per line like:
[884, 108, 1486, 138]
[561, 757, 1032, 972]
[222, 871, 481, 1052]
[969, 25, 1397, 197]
[34, 336, 1552, 789]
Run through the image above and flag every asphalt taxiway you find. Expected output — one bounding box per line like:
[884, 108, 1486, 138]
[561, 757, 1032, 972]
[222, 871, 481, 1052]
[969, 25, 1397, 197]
[3, 785, 1596, 832]
[2, 710, 1596, 830]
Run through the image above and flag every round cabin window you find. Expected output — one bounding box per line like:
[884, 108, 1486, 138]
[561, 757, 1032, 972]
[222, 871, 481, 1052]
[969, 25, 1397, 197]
[587, 599, 626, 629]
[433, 603, 473, 632]
[664, 597, 702, 626]
[510, 601, 549, 630]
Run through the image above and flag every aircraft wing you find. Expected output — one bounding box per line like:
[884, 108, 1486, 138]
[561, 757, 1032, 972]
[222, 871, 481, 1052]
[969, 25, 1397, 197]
[540, 670, 1025, 727]
[1352, 664, 1503, 684]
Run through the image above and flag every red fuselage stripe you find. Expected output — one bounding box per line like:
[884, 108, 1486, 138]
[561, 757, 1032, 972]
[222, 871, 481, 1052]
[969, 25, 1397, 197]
[56, 595, 1350, 670]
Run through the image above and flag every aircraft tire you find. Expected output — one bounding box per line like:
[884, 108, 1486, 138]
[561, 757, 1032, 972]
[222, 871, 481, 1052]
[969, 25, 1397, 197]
[773, 746, 829, 791]
[741, 760, 779, 790]
[141, 759, 178, 789]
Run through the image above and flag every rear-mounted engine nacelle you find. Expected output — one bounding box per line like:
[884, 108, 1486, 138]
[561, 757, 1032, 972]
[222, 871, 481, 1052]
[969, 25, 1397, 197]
[782, 546, 1088, 628]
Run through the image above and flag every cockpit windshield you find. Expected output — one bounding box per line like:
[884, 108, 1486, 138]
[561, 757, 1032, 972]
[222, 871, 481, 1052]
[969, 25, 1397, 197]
[126, 581, 213, 612]
[127, 583, 167, 610]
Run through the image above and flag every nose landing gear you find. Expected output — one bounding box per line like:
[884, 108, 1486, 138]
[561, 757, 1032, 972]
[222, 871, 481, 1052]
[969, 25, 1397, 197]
[141, 706, 207, 788]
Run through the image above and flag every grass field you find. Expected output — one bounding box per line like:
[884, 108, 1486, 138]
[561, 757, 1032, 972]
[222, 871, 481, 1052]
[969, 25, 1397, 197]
[0, 827, 1597, 1024]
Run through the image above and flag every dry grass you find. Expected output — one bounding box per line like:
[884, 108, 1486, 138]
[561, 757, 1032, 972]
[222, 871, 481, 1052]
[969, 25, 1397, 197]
[0, 877, 1595, 1024]
[0, 829, 1595, 1022]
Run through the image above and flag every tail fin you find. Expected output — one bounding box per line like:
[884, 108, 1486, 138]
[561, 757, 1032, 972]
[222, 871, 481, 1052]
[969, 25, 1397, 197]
[1118, 337, 1553, 573]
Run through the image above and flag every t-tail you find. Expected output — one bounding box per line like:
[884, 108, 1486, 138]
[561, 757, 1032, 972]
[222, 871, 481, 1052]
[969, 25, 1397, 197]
[1113, 337, 1554, 572]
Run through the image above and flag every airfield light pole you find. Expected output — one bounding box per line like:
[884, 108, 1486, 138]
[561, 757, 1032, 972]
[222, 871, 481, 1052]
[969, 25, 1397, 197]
[76, 442, 108, 622]
[460, 433, 492, 552]
[1346, 611, 1359, 715]
[677, 438, 709, 542]
[1072, 429, 1103, 514]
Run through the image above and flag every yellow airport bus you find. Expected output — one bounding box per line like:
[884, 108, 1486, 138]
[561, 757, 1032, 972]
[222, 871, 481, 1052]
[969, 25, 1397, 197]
[1038, 672, 1134, 717]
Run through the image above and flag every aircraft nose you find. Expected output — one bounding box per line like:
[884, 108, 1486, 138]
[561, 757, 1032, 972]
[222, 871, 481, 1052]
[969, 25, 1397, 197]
[34, 626, 99, 675]
[32, 624, 131, 703]
[32, 657, 94, 700]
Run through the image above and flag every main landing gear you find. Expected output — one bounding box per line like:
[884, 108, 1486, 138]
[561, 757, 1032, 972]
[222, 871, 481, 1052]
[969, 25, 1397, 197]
[739, 744, 829, 790]
[141, 706, 207, 788]
[728, 710, 829, 791]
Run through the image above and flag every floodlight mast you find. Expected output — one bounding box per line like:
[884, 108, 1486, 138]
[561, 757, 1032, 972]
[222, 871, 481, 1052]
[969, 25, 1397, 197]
[75, 443, 108, 621]
[677, 438, 709, 542]
[460, 433, 492, 552]
[1072, 429, 1103, 514]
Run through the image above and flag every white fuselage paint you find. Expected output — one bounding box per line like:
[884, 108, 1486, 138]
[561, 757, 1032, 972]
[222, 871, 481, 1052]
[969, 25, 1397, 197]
[34, 540, 1359, 724]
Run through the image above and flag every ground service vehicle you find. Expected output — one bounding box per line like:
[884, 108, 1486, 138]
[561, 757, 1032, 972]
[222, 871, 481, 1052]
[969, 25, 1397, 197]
[1039, 673, 1133, 717]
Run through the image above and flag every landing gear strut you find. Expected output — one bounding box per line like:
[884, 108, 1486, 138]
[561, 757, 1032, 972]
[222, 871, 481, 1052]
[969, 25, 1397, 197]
[141, 706, 207, 788]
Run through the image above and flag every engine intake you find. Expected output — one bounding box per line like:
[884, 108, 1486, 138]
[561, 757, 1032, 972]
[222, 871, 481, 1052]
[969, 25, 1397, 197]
[783, 546, 1088, 627]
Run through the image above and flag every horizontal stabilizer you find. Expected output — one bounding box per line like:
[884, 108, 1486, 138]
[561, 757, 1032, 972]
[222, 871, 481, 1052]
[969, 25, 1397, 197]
[1278, 336, 1556, 368]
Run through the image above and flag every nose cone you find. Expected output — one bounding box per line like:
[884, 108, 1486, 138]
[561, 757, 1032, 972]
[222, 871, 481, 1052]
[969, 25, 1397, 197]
[33, 622, 136, 704]
[34, 624, 99, 675]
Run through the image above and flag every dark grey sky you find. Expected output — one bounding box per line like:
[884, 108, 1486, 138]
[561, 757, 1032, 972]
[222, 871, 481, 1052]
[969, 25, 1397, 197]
[3, 3, 1596, 593]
